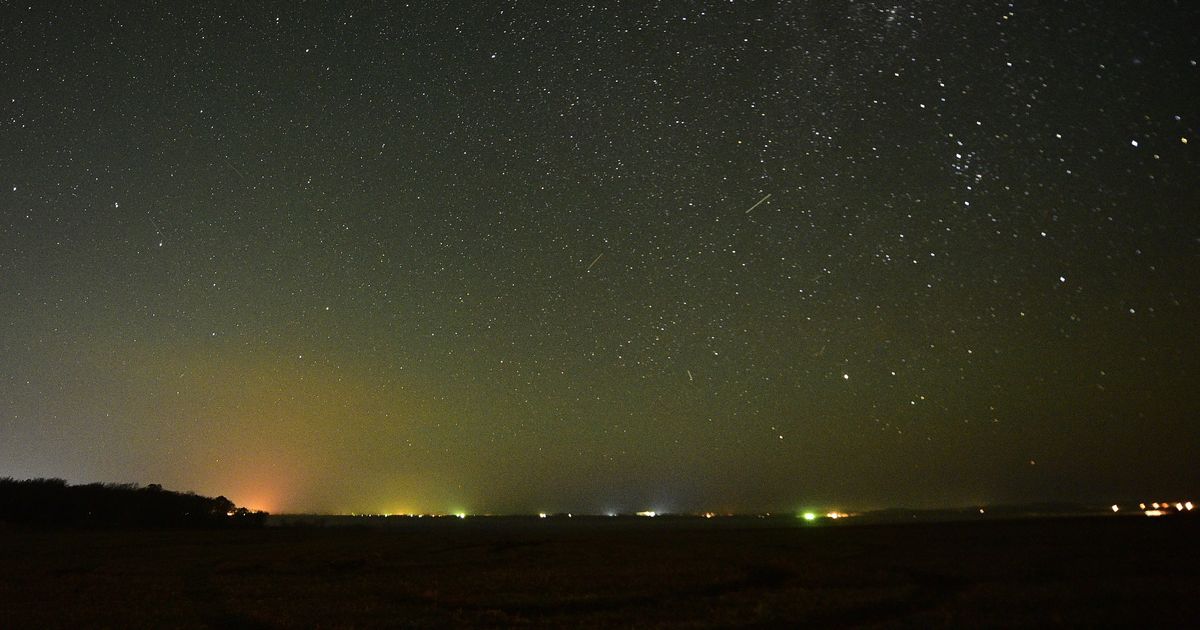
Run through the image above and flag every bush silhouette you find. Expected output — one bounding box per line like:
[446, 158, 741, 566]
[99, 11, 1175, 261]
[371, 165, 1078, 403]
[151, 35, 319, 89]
[0, 478, 267, 528]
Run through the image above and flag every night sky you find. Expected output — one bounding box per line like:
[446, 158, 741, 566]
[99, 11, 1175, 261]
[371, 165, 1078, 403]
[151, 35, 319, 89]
[2, 1, 1197, 515]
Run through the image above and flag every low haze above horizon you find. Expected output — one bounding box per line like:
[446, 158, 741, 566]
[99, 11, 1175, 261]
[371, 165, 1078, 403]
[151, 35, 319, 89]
[2, 1, 1197, 515]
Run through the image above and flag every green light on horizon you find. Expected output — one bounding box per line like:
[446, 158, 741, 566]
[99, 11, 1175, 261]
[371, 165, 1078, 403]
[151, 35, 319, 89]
[802, 512, 817, 521]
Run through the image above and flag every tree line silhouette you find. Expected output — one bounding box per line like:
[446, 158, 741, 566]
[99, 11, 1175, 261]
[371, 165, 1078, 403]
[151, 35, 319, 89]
[0, 478, 267, 527]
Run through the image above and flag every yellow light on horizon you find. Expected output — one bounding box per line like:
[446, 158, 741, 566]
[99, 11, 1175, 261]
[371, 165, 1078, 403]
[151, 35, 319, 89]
[636, 511, 657, 517]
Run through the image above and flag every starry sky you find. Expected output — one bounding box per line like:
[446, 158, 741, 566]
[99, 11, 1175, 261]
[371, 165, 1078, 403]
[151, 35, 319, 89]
[2, 1, 1197, 515]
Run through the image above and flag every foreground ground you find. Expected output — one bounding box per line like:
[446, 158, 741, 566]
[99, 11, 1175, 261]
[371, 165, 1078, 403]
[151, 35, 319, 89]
[1, 515, 1196, 627]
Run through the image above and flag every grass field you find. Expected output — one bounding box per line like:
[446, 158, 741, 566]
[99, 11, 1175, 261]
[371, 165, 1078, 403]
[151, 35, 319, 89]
[1, 515, 1196, 627]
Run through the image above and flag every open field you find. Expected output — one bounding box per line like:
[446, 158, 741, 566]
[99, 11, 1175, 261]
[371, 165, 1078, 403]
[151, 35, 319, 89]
[1, 515, 1197, 627]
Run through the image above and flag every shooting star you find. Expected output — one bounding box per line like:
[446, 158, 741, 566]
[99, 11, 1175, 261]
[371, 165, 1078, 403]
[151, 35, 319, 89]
[585, 253, 603, 272]
[743, 193, 771, 214]
[222, 155, 246, 179]
[148, 216, 164, 247]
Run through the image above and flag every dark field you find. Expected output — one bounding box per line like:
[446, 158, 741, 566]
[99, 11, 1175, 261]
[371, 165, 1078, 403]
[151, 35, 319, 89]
[2, 515, 1197, 627]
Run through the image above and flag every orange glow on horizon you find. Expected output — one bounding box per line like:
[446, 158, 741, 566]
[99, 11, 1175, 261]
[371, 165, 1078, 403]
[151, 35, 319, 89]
[214, 459, 302, 515]
[234, 496, 277, 514]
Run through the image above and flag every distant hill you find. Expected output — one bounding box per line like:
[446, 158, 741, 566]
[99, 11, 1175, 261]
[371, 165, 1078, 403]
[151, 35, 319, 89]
[0, 478, 267, 528]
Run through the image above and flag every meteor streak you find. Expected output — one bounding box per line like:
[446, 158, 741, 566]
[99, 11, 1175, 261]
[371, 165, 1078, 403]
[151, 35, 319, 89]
[743, 193, 772, 214]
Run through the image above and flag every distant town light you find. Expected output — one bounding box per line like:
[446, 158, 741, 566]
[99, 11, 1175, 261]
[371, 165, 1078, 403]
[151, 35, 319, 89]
[1186, 502, 1194, 511]
[1111, 504, 1119, 513]
[636, 511, 657, 517]
[538, 513, 547, 518]
[455, 512, 466, 519]
[1175, 503, 1184, 511]
[802, 512, 817, 521]
[1144, 510, 1165, 517]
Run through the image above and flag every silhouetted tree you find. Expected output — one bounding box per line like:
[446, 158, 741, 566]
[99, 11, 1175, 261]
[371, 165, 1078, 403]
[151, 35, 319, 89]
[0, 478, 268, 528]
